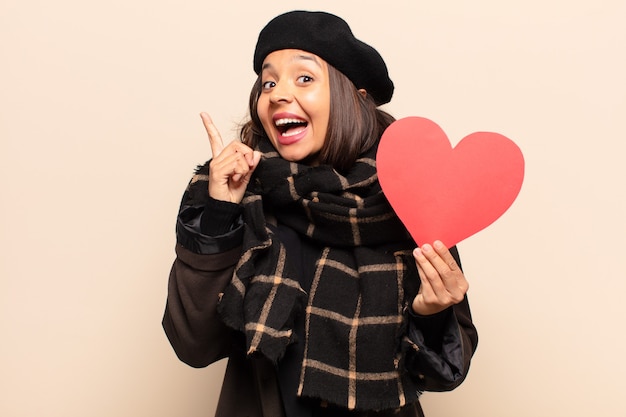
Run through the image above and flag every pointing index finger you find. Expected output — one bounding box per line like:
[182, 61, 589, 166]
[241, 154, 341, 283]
[200, 112, 224, 158]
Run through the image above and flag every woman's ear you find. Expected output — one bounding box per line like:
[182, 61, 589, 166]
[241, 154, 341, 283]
[358, 89, 368, 99]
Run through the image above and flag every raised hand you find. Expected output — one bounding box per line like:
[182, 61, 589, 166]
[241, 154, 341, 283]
[200, 112, 262, 204]
[411, 240, 469, 316]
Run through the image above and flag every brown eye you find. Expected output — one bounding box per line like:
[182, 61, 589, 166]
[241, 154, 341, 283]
[297, 75, 313, 83]
[262, 80, 276, 90]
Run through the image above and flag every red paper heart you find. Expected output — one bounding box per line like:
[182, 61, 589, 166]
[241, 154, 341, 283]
[377, 116, 524, 248]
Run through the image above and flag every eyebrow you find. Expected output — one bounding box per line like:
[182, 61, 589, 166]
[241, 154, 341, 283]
[261, 53, 322, 71]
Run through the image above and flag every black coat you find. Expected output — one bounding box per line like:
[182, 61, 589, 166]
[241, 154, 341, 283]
[162, 187, 478, 417]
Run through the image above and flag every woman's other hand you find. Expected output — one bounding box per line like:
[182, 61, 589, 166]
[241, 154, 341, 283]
[411, 240, 469, 316]
[201, 112, 262, 204]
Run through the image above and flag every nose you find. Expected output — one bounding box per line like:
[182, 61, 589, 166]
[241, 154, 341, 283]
[270, 81, 293, 104]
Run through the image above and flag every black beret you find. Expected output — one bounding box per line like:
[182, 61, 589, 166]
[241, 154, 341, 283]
[253, 10, 394, 105]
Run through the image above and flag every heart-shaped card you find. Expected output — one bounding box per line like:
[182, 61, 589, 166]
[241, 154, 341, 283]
[377, 116, 524, 248]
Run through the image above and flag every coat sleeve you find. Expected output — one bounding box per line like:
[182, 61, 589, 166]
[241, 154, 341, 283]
[162, 243, 242, 368]
[404, 297, 478, 392]
[403, 246, 479, 392]
[162, 163, 244, 368]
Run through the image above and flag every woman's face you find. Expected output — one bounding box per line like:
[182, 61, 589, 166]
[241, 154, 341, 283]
[257, 49, 331, 165]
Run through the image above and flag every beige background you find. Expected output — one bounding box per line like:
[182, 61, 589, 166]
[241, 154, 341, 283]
[2, 0, 625, 416]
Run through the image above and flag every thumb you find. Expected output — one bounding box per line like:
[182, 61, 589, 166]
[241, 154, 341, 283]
[247, 151, 262, 173]
[241, 151, 262, 185]
[251, 151, 262, 167]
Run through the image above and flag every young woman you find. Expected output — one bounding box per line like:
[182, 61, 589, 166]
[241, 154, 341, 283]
[163, 10, 478, 417]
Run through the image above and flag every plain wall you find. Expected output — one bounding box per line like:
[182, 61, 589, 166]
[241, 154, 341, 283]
[2, 0, 625, 416]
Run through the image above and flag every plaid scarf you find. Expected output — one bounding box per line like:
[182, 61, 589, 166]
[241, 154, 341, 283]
[217, 140, 422, 411]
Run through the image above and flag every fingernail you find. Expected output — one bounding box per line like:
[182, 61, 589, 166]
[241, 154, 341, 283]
[413, 248, 422, 257]
[434, 240, 444, 249]
[422, 244, 432, 252]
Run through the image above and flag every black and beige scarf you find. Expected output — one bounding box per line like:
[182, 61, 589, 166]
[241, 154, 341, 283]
[217, 139, 422, 411]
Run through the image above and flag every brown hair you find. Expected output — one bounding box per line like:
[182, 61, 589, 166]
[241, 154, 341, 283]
[240, 64, 395, 173]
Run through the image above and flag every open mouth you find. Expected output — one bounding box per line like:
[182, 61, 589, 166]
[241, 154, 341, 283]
[275, 117, 308, 138]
